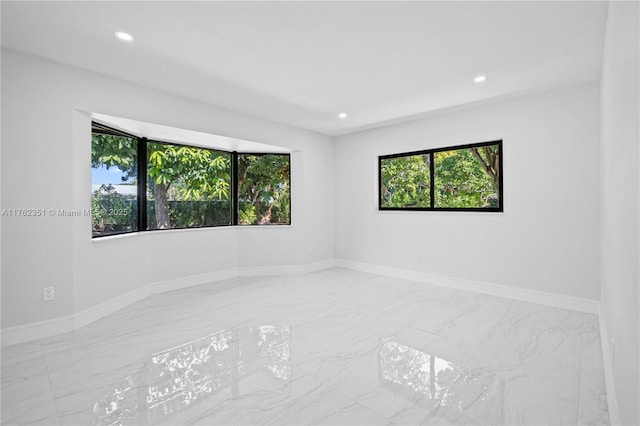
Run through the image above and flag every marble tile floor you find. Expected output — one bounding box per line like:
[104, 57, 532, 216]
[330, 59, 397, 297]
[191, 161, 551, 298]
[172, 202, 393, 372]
[1, 268, 609, 425]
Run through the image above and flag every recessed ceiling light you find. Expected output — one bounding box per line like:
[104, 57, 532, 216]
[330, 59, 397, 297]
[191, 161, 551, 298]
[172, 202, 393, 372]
[115, 31, 134, 42]
[474, 75, 487, 83]
[338, 112, 347, 119]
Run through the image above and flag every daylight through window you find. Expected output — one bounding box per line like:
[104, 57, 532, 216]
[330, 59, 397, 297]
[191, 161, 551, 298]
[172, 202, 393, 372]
[91, 122, 291, 237]
[147, 142, 232, 230]
[91, 124, 139, 236]
[238, 154, 291, 225]
[379, 140, 502, 211]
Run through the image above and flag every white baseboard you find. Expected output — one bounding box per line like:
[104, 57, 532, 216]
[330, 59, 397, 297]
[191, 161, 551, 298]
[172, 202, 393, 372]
[3, 257, 616, 422]
[335, 259, 600, 314]
[2, 258, 600, 346]
[1, 269, 239, 347]
[336, 260, 618, 421]
[72, 268, 238, 331]
[598, 308, 621, 425]
[1, 314, 75, 347]
[238, 259, 337, 277]
[1, 262, 336, 346]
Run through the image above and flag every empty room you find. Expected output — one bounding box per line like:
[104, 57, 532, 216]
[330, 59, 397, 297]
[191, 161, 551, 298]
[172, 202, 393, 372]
[1, 1, 638, 425]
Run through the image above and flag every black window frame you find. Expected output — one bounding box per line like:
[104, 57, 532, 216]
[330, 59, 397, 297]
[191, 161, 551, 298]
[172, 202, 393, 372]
[91, 122, 291, 238]
[145, 139, 234, 231]
[90, 122, 141, 238]
[379, 140, 503, 212]
[236, 152, 292, 226]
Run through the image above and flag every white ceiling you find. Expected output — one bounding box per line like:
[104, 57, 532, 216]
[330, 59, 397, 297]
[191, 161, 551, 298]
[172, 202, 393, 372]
[1, 1, 608, 136]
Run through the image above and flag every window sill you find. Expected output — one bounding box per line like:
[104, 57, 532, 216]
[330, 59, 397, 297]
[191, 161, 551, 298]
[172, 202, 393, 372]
[91, 224, 293, 242]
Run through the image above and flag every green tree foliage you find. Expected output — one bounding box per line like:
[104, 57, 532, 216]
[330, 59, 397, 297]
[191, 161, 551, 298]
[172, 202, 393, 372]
[91, 134, 137, 176]
[92, 133, 290, 231]
[380, 144, 500, 209]
[469, 145, 500, 200]
[434, 146, 499, 208]
[147, 142, 230, 229]
[91, 134, 138, 236]
[91, 184, 136, 235]
[238, 204, 258, 225]
[238, 154, 290, 224]
[92, 135, 231, 231]
[380, 154, 431, 208]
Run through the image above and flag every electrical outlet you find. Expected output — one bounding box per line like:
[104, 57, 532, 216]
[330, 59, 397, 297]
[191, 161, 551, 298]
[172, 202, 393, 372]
[43, 286, 55, 302]
[414, 252, 421, 264]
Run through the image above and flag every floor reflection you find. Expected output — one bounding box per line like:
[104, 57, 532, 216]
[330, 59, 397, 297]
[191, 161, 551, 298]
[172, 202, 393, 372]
[93, 325, 292, 425]
[378, 336, 505, 425]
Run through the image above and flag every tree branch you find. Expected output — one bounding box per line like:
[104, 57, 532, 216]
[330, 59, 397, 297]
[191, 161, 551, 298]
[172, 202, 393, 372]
[470, 148, 494, 179]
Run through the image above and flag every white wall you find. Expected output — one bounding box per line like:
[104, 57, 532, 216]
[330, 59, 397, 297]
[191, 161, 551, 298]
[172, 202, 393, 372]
[335, 83, 601, 300]
[600, 1, 640, 424]
[1, 50, 335, 328]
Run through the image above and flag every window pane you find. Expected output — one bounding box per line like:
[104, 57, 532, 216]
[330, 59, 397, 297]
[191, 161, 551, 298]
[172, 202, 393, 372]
[91, 132, 138, 237]
[434, 143, 500, 209]
[147, 142, 232, 230]
[380, 154, 431, 208]
[238, 154, 290, 225]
